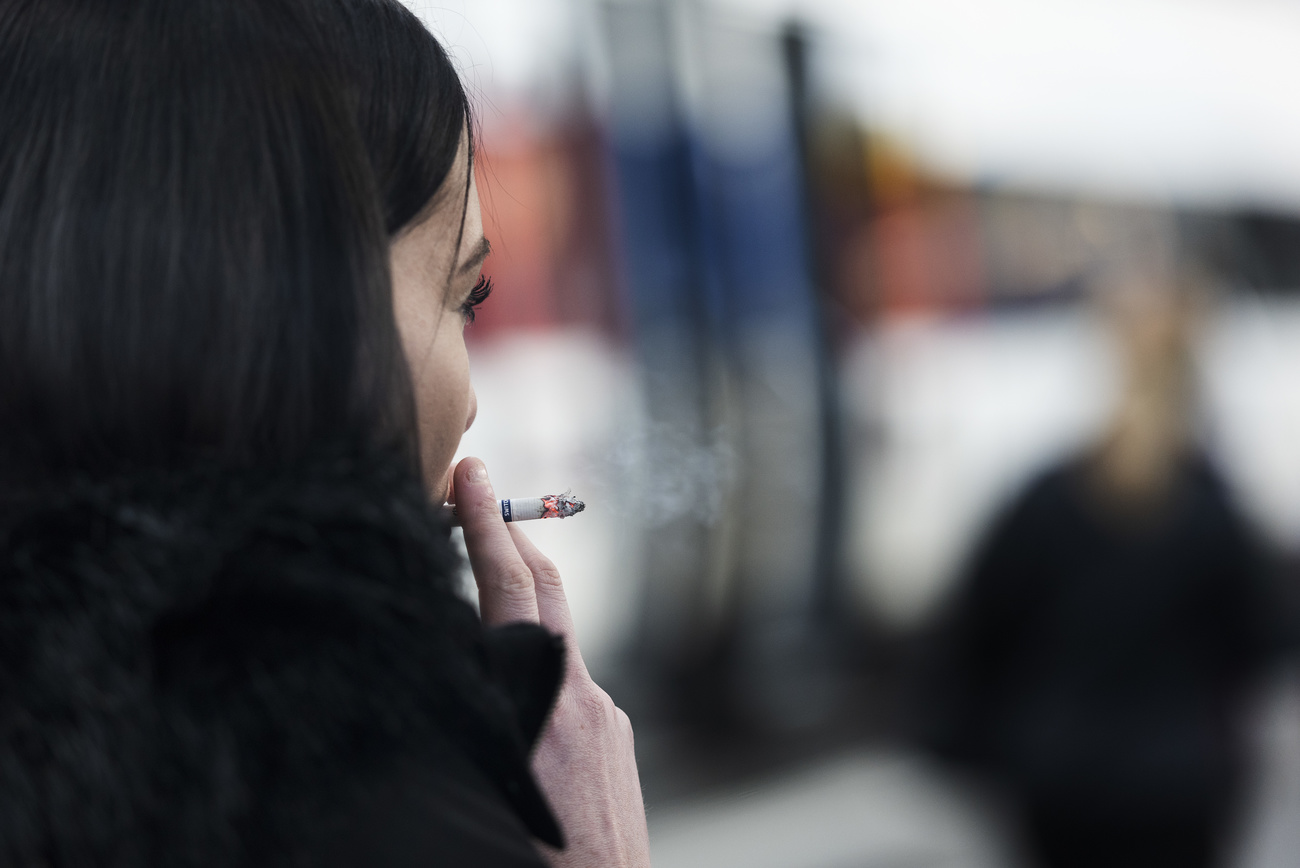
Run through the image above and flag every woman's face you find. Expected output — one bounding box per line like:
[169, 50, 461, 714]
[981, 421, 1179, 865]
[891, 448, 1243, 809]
[390, 137, 488, 501]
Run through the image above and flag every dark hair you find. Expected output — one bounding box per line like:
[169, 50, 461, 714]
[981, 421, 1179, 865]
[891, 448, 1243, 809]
[323, 0, 473, 239]
[0, 0, 427, 483]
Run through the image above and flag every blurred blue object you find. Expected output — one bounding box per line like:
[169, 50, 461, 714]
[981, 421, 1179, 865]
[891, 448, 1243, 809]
[601, 1, 838, 733]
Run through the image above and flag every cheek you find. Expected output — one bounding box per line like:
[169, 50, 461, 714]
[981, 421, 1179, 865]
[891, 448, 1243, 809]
[406, 322, 474, 497]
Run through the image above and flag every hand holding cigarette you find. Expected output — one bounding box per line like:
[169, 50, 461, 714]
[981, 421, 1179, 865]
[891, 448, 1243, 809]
[450, 457, 650, 868]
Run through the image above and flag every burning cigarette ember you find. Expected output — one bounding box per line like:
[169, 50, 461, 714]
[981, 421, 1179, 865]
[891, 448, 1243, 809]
[443, 490, 586, 526]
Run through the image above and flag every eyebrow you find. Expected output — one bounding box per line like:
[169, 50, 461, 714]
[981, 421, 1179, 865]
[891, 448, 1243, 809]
[457, 236, 491, 277]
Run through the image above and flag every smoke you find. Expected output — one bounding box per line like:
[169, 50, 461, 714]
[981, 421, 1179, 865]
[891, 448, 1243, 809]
[592, 422, 739, 529]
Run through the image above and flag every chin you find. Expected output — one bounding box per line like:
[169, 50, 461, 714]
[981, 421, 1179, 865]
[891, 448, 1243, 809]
[434, 470, 453, 505]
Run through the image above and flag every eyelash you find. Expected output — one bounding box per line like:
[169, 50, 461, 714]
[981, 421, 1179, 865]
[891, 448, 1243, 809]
[461, 274, 493, 324]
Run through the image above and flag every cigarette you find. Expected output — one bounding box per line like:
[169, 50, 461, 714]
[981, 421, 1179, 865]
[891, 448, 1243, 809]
[442, 490, 586, 526]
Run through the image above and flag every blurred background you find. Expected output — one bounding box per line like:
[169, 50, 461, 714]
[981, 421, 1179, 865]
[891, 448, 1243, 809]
[409, 0, 1300, 864]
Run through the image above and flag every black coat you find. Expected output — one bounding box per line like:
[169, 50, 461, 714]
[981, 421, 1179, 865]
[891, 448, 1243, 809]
[0, 453, 564, 867]
[914, 454, 1275, 825]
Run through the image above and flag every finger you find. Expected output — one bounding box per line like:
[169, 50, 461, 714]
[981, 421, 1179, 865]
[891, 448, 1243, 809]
[508, 524, 591, 683]
[453, 457, 539, 626]
[507, 524, 576, 639]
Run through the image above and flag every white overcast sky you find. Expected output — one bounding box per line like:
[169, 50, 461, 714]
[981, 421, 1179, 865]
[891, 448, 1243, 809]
[408, 0, 1300, 211]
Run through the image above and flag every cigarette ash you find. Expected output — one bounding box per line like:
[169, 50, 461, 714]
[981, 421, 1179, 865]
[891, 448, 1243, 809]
[540, 489, 585, 519]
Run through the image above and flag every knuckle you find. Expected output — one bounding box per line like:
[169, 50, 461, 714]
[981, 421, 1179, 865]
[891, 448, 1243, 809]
[574, 684, 617, 724]
[499, 563, 535, 597]
[613, 706, 634, 741]
[531, 558, 562, 589]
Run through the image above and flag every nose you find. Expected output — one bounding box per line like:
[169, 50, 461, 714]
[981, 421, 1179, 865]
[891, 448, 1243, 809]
[463, 384, 478, 433]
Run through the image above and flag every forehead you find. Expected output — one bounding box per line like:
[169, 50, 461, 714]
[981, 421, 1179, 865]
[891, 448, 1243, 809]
[390, 156, 483, 292]
[401, 131, 471, 236]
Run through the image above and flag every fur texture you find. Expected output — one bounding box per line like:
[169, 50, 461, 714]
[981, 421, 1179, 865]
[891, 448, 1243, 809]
[0, 452, 563, 866]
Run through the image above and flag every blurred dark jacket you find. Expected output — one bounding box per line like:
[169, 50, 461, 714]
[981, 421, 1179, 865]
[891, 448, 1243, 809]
[0, 454, 563, 867]
[913, 453, 1279, 824]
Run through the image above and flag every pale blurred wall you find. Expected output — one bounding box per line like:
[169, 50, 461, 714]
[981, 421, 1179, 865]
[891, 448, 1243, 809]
[843, 298, 1300, 631]
[758, 0, 1300, 210]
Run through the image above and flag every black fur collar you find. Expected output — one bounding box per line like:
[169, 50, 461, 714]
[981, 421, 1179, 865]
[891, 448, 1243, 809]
[0, 453, 563, 865]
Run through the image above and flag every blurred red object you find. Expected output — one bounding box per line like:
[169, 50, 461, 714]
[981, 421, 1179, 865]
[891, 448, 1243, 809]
[473, 112, 624, 339]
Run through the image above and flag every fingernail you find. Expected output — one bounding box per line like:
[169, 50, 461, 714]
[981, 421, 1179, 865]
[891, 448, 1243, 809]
[467, 462, 490, 488]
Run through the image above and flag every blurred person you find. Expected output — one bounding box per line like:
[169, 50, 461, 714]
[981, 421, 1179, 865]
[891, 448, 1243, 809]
[912, 276, 1276, 868]
[0, 1, 649, 866]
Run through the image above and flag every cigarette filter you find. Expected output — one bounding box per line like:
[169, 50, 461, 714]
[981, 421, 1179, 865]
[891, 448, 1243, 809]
[443, 490, 585, 526]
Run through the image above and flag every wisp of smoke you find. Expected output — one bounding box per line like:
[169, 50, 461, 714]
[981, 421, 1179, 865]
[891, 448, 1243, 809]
[592, 422, 739, 528]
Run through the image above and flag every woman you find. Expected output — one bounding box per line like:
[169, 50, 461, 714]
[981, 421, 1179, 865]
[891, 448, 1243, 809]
[0, 0, 649, 865]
